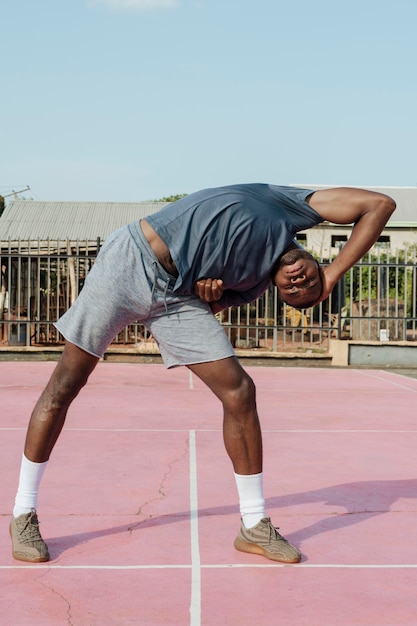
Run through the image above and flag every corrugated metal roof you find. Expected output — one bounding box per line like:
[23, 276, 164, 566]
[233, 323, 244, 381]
[292, 185, 417, 224]
[0, 201, 168, 241]
[0, 186, 415, 241]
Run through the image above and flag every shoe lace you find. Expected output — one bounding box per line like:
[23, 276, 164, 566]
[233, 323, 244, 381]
[268, 522, 289, 544]
[17, 511, 44, 545]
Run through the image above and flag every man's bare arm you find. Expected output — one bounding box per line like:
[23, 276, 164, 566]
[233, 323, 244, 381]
[308, 187, 396, 301]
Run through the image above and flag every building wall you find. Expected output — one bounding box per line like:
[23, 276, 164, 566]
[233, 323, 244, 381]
[301, 225, 417, 258]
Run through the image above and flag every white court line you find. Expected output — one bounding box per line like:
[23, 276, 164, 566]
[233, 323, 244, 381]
[357, 369, 417, 392]
[189, 430, 201, 626]
[263, 429, 417, 433]
[2, 563, 417, 570]
[3, 428, 417, 433]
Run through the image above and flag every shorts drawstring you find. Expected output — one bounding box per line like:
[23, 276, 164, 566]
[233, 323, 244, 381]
[150, 261, 170, 313]
[162, 279, 169, 312]
[150, 261, 157, 305]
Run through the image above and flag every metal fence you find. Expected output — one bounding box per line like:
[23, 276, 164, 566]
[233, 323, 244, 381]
[1, 240, 417, 353]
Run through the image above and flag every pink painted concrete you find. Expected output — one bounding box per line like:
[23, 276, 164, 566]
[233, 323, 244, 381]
[1, 362, 417, 625]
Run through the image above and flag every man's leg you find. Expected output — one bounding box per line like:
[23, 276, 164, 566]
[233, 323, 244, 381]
[187, 356, 301, 563]
[11, 342, 99, 562]
[23, 342, 99, 463]
[188, 356, 262, 475]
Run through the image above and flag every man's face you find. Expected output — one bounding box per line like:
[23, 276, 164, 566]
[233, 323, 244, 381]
[272, 248, 322, 308]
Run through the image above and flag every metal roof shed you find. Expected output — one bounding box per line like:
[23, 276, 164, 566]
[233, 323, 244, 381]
[0, 201, 168, 242]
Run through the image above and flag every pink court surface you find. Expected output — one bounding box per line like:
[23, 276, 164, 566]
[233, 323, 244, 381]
[1, 361, 417, 626]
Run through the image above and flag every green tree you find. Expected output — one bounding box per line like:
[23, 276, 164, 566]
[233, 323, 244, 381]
[155, 193, 187, 203]
[0, 195, 4, 217]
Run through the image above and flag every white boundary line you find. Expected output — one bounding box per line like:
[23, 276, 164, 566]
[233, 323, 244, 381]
[357, 369, 417, 391]
[189, 430, 201, 626]
[1, 563, 417, 570]
[2, 428, 417, 433]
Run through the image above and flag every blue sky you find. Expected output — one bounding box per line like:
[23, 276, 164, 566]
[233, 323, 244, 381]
[2, 0, 416, 202]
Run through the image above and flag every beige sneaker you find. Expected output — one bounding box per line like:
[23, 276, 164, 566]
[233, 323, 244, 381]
[234, 517, 301, 563]
[10, 510, 50, 563]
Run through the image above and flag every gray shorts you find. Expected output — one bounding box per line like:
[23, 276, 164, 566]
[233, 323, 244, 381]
[54, 221, 235, 368]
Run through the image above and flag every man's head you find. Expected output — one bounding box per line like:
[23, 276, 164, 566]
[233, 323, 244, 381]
[272, 246, 323, 309]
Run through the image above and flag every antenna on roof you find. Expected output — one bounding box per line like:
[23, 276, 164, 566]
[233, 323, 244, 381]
[3, 186, 31, 200]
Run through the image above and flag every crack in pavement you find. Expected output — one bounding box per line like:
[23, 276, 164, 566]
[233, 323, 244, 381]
[128, 439, 190, 533]
[34, 569, 74, 626]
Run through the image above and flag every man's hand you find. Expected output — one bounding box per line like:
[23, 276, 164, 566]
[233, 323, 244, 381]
[316, 266, 336, 304]
[194, 278, 224, 303]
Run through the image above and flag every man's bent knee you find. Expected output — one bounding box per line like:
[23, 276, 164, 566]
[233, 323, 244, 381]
[46, 371, 88, 409]
[46, 343, 99, 408]
[222, 372, 256, 414]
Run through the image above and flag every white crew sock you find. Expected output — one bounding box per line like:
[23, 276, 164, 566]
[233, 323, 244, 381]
[13, 454, 49, 518]
[234, 472, 265, 529]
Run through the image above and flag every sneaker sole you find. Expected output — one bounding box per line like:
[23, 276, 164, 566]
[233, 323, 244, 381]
[234, 536, 301, 564]
[9, 524, 50, 563]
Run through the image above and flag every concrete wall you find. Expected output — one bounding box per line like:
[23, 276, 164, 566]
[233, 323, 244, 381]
[330, 339, 417, 367]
